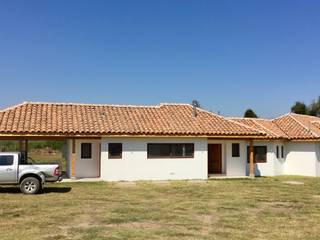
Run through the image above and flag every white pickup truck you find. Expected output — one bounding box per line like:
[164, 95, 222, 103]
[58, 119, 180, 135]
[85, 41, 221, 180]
[0, 152, 62, 194]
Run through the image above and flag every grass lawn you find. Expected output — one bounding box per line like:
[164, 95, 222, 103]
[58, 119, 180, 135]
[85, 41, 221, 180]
[1, 176, 320, 240]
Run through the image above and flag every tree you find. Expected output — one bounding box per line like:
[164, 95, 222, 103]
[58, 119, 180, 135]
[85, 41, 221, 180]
[291, 101, 308, 115]
[244, 109, 258, 118]
[308, 97, 320, 116]
[191, 100, 201, 108]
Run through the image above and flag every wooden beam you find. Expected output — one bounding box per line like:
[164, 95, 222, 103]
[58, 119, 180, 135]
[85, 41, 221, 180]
[71, 139, 76, 178]
[0, 133, 268, 139]
[249, 140, 255, 178]
[0, 135, 102, 140]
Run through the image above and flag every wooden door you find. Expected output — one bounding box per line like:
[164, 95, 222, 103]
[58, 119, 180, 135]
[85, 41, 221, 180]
[208, 144, 222, 174]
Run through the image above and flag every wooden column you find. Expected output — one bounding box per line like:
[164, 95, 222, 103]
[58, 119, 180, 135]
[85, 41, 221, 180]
[249, 140, 255, 178]
[71, 139, 76, 178]
[25, 140, 28, 161]
[19, 140, 28, 161]
[19, 140, 24, 152]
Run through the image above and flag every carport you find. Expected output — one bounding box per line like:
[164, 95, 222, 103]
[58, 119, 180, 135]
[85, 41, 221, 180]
[0, 136, 101, 178]
[0, 102, 104, 179]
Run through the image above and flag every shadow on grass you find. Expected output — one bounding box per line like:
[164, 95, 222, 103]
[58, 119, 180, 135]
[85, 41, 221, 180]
[0, 186, 72, 194]
[43, 187, 72, 194]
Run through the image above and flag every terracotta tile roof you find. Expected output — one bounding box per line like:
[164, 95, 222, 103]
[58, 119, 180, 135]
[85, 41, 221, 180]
[273, 113, 320, 140]
[231, 114, 320, 140]
[0, 102, 264, 137]
[229, 118, 288, 139]
[312, 121, 320, 129]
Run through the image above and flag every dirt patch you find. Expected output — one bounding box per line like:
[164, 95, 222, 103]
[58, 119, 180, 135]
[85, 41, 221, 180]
[283, 181, 304, 185]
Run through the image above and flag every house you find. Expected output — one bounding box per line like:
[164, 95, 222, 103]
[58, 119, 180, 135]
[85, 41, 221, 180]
[0, 102, 319, 181]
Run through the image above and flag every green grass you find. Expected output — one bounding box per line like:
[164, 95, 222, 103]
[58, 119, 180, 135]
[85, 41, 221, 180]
[1, 176, 320, 240]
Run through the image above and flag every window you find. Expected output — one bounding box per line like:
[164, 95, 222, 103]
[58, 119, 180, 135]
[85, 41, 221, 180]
[81, 143, 92, 159]
[232, 143, 240, 157]
[147, 143, 194, 158]
[108, 143, 122, 159]
[276, 146, 279, 158]
[247, 146, 267, 163]
[0, 155, 14, 166]
[281, 146, 284, 158]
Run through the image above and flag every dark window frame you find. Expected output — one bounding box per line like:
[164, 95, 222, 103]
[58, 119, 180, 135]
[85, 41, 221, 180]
[276, 145, 279, 159]
[0, 155, 14, 166]
[281, 145, 284, 158]
[232, 143, 240, 157]
[81, 143, 92, 159]
[247, 146, 267, 163]
[147, 143, 194, 159]
[108, 143, 123, 159]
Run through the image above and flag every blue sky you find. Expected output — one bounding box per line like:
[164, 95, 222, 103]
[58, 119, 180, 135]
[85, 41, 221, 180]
[0, 0, 319, 118]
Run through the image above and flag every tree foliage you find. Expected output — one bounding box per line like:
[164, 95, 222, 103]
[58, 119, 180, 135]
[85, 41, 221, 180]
[0, 140, 66, 152]
[291, 101, 308, 115]
[191, 100, 201, 108]
[291, 97, 320, 116]
[244, 109, 258, 118]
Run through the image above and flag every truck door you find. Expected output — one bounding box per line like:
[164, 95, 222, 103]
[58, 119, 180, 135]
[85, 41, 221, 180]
[0, 154, 17, 183]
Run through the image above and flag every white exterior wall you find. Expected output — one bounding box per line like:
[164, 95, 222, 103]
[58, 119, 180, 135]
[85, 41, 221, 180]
[245, 141, 275, 176]
[316, 143, 320, 177]
[225, 141, 247, 176]
[273, 142, 285, 176]
[75, 139, 100, 178]
[244, 141, 285, 177]
[284, 142, 318, 176]
[100, 137, 208, 181]
[64, 137, 320, 180]
[66, 139, 101, 178]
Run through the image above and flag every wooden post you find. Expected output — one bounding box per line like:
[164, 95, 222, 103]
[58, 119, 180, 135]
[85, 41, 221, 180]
[71, 139, 76, 178]
[25, 140, 28, 161]
[249, 140, 255, 178]
[19, 140, 24, 152]
[19, 140, 28, 161]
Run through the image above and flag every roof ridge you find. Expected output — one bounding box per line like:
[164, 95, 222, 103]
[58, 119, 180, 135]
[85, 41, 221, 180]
[291, 112, 320, 120]
[227, 117, 271, 121]
[16, 101, 202, 109]
[251, 118, 282, 138]
[272, 112, 292, 121]
[288, 114, 319, 138]
[226, 118, 266, 135]
[9, 101, 167, 109]
[188, 107, 265, 135]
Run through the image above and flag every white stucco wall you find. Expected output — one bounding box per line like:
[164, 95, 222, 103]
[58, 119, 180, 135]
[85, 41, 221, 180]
[100, 137, 208, 181]
[66, 139, 101, 178]
[284, 142, 318, 176]
[243, 141, 286, 177]
[224, 141, 247, 176]
[245, 141, 275, 176]
[65, 137, 320, 180]
[316, 143, 320, 177]
[75, 139, 100, 178]
[273, 142, 285, 176]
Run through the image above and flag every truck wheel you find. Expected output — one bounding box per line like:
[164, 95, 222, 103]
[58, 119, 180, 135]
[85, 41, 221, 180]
[20, 177, 40, 194]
